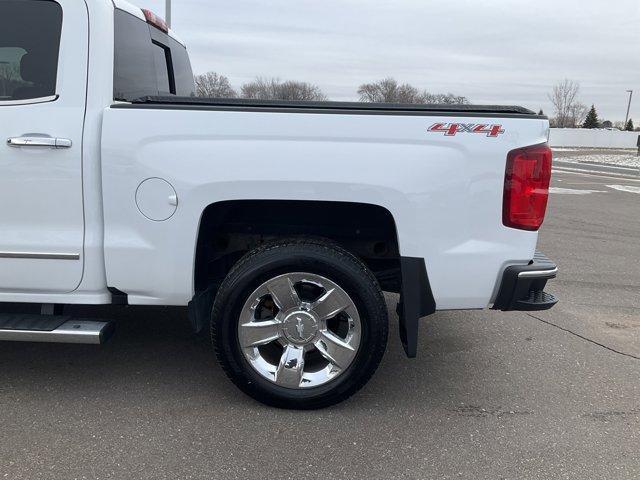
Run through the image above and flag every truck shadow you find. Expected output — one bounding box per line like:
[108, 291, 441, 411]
[0, 303, 478, 412]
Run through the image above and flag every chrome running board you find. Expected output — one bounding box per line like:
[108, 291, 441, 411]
[0, 314, 114, 344]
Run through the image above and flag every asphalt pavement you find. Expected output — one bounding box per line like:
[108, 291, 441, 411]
[0, 169, 639, 479]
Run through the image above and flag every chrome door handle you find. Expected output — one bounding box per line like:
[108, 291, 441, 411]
[7, 136, 72, 148]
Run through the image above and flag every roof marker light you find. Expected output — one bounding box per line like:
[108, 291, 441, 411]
[142, 9, 168, 33]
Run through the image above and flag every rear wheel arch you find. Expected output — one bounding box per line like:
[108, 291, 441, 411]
[192, 199, 402, 293]
[188, 199, 435, 360]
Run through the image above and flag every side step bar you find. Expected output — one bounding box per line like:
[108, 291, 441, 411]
[0, 314, 114, 344]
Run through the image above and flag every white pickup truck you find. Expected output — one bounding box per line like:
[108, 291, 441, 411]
[0, 0, 558, 408]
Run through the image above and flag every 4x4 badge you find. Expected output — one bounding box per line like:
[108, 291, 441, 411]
[428, 123, 505, 137]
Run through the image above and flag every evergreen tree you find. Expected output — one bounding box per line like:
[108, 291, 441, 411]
[538, 109, 544, 115]
[625, 119, 634, 131]
[582, 105, 600, 129]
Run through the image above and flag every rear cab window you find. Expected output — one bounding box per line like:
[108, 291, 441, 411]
[0, 0, 63, 102]
[113, 9, 195, 101]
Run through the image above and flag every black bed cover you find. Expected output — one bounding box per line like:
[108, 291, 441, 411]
[124, 95, 540, 118]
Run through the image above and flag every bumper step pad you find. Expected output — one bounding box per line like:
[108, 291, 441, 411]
[513, 290, 558, 311]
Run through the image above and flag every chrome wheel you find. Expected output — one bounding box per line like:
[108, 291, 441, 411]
[238, 272, 362, 389]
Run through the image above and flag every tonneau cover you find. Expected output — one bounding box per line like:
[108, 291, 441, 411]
[130, 96, 538, 116]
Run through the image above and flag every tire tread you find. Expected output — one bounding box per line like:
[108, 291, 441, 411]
[211, 238, 388, 409]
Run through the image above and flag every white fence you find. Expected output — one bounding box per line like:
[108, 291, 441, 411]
[549, 128, 640, 149]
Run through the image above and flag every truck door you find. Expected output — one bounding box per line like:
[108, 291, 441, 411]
[0, 0, 88, 293]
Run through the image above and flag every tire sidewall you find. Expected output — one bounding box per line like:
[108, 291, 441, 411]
[213, 243, 387, 408]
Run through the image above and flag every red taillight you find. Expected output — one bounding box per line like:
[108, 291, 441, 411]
[503, 143, 552, 231]
[142, 9, 168, 33]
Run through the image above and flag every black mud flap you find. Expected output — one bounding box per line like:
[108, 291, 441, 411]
[188, 283, 219, 334]
[397, 257, 436, 358]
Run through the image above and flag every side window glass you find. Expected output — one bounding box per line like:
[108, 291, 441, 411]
[113, 10, 157, 101]
[169, 39, 195, 97]
[0, 0, 62, 101]
[114, 8, 195, 100]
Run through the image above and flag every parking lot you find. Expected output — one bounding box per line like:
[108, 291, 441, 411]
[1, 169, 639, 480]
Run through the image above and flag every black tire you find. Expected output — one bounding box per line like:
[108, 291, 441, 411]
[211, 239, 388, 409]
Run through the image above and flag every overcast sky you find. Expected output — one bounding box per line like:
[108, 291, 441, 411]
[135, 0, 639, 121]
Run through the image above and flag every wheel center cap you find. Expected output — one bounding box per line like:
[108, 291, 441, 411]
[282, 311, 318, 344]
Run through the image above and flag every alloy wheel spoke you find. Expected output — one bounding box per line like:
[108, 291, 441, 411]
[314, 330, 356, 369]
[275, 345, 305, 388]
[239, 272, 362, 389]
[310, 288, 350, 321]
[266, 276, 301, 311]
[238, 319, 282, 347]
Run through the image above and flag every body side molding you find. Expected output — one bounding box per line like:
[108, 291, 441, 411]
[0, 252, 80, 260]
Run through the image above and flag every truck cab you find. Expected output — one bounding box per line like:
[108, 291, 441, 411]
[0, 0, 192, 299]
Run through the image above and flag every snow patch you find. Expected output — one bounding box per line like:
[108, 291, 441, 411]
[554, 153, 640, 169]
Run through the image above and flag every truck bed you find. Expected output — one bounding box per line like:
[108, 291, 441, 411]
[126, 96, 541, 118]
[103, 96, 548, 308]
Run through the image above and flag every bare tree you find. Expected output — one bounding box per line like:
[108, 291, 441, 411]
[194, 72, 237, 98]
[241, 77, 326, 101]
[357, 78, 468, 104]
[358, 78, 424, 103]
[569, 102, 588, 128]
[424, 93, 469, 105]
[548, 79, 584, 128]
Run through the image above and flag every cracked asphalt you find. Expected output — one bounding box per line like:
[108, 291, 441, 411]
[0, 169, 639, 479]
